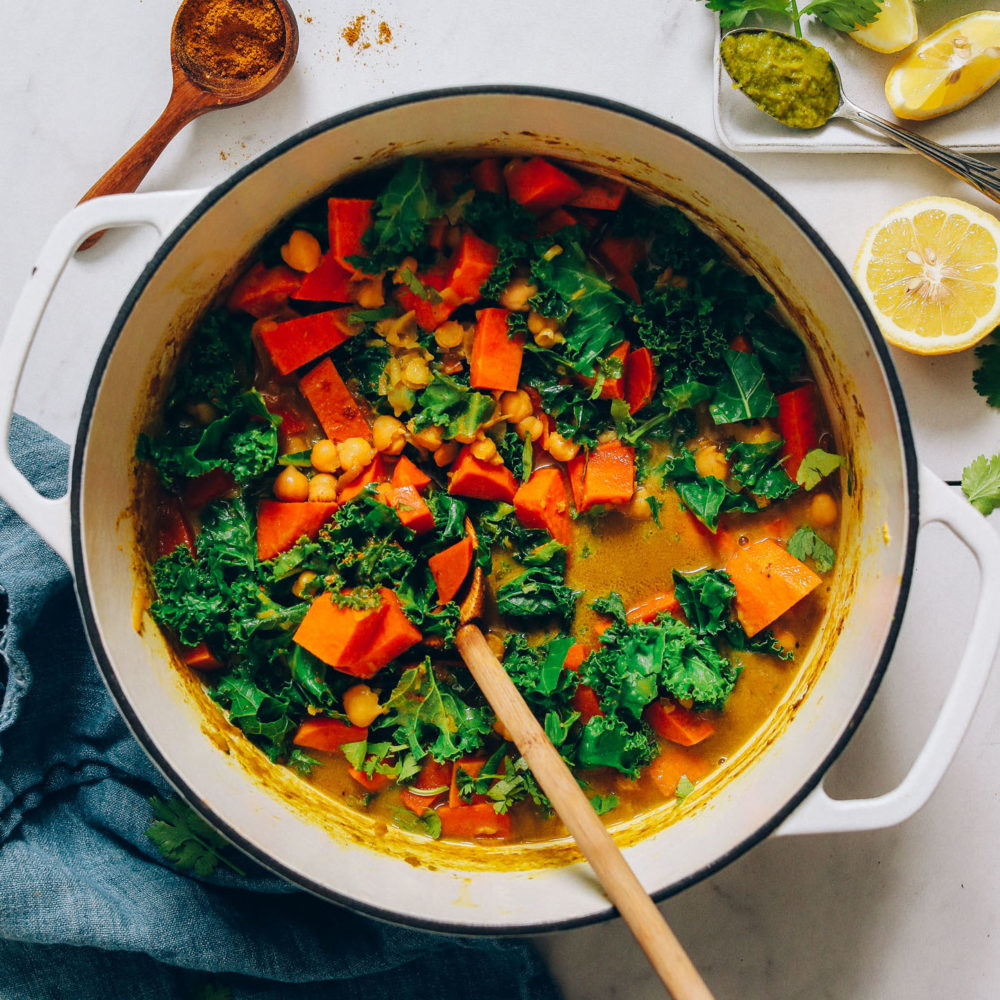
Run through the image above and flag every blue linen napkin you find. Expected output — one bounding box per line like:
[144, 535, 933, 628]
[0, 414, 561, 1000]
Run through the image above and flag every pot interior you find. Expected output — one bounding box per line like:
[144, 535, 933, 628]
[72, 90, 915, 931]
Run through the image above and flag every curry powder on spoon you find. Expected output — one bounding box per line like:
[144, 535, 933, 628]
[175, 0, 285, 82]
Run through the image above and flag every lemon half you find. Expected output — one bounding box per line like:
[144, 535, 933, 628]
[853, 197, 1000, 354]
[885, 10, 1000, 119]
[851, 0, 918, 54]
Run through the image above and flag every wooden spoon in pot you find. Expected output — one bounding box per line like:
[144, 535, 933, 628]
[76, 0, 298, 250]
[453, 522, 715, 1000]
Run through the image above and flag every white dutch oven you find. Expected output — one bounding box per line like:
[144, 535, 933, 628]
[3, 89, 1000, 933]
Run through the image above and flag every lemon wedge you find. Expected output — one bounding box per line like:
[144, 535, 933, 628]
[851, 0, 918, 54]
[885, 10, 1000, 119]
[853, 197, 1000, 354]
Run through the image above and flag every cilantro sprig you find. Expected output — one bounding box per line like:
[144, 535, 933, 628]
[146, 796, 246, 877]
[700, 0, 882, 37]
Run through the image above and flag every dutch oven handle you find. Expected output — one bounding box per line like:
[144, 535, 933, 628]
[778, 465, 1000, 835]
[0, 191, 207, 565]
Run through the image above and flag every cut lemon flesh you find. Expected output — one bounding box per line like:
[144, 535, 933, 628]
[853, 197, 1000, 354]
[851, 0, 918, 54]
[885, 10, 1000, 119]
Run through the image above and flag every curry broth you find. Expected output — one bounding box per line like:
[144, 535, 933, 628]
[141, 153, 845, 847]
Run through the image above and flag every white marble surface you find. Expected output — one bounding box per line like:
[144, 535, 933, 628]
[2, 2, 1000, 997]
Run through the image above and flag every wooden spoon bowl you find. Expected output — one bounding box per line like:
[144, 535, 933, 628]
[77, 0, 298, 249]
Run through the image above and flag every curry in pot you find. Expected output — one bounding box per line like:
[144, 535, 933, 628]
[138, 156, 843, 843]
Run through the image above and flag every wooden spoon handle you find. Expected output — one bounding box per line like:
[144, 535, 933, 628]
[455, 624, 715, 1000]
[77, 79, 211, 249]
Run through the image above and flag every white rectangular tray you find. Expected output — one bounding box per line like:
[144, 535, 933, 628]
[714, 0, 1000, 153]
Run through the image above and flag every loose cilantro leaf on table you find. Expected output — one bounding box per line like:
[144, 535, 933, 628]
[795, 448, 844, 490]
[973, 333, 1000, 408]
[147, 795, 245, 877]
[787, 526, 837, 572]
[962, 452, 1000, 515]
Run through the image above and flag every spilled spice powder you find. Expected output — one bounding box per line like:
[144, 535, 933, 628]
[378, 21, 392, 44]
[341, 14, 365, 46]
[176, 0, 285, 82]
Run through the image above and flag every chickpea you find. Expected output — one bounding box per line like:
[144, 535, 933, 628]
[291, 571, 317, 598]
[546, 430, 580, 463]
[308, 473, 338, 502]
[311, 438, 341, 474]
[434, 441, 460, 467]
[486, 632, 506, 658]
[285, 434, 309, 455]
[516, 416, 544, 442]
[434, 321, 466, 350]
[527, 310, 559, 335]
[808, 492, 839, 529]
[280, 229, 322, 273]
[402, 356, 432, 390]
[274, 465, 310, 502]
[372, 414, 406, 455]
[533, 327, 565, 349]
[499, 277, 538, 312]
[354, 274, 385, 309]
[393, 257, 419, 281]
[493, 717, 513, 741]
[343, 684, 383, 728]
[772, 629, 797, 654]
[625, 487, 654, 521]
[185, 401, 218, 426]
[386, 385, 416, 417]
[338, 437, 375, 481]
[251, 317, 279, 338]
[499, 389, 533, 424]
[694, 444, 729, 481]
[471, 436, 498, 462]
[410, 424, 444, 451]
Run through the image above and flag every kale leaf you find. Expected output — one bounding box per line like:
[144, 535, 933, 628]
[710, 349, 778, 425]
[357, 158, 442, 272]
[726, 439, 797, 500]
[494, 540, 581, 624]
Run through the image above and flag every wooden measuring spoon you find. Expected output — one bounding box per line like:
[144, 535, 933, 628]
[452, 523, 715, 1000]
[76, 0, 298, 250]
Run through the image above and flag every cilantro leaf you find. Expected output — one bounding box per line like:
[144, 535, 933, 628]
[146, 796, 245, 877]
[787, 526, 837, 572]
[795, 448, 844, 490]
[801, 0, 882, 32]
[962, 452, 1000, 515]
[590, 793, 620, 816]
[973, 334, 1000, 409]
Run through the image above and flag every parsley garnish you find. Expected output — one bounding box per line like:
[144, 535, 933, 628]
[699, 0, 881, 37]
[962, 452, 1000, 515]
[146, 796, 246, 877]
[795, 448, 844, 490]
[787, 526, 836, 572]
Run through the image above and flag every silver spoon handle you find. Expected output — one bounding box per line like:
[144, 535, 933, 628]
[841, 102, 1000, 206]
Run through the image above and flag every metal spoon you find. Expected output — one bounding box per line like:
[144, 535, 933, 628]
[721, 27, 1000, 207]
[449, 519, 715, 1000]
[77, 0, 298, 250]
